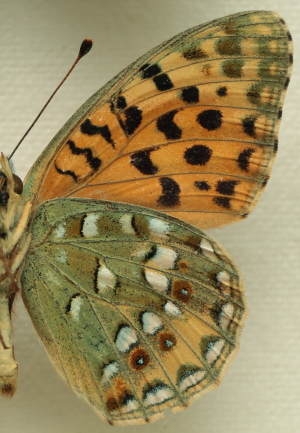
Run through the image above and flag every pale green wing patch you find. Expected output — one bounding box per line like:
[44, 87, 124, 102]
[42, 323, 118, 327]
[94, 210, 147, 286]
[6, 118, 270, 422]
[21, 199, 246, 425]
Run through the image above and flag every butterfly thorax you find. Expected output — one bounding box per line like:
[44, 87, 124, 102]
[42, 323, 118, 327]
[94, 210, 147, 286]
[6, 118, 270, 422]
[0, 155, 32, 397]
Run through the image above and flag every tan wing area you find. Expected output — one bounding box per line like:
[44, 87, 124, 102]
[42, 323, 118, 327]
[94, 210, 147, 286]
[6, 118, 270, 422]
[24, 11, 292, 229]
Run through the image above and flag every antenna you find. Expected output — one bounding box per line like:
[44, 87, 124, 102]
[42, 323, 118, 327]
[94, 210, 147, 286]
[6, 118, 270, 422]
[8, 38, 93, 160]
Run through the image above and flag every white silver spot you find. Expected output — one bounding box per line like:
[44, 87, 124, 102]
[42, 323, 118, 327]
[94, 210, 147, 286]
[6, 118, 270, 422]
[200, 238, 217, 259]
[179, 370, 206, 391]
[119, 214, 136, 235]
[54, 223, 66, 238]
[115, 326, 138, 353]
[149, 218, 170, 239]
[206, 339, 225, 364]
[217, 271, 230, 286]
[164, 301, 182, 317]
[148, 246, 177, 270]
[144, 269, 169, 293]
[141, 312, 163, 335]
[122, 398, 139, 413]
[219, 303, 234, 330]
[144, 386, 173, 407]
[97, 261, 116, 292]
[101, 361, 119, 386]
[82, 213, 99, 238]
[216, 271, 231, 295]
[56, 248, 68, 264]
[69, 296, 83, 321]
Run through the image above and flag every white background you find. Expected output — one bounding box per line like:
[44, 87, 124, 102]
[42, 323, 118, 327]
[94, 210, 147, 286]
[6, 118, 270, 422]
[1, 1, 299, 432]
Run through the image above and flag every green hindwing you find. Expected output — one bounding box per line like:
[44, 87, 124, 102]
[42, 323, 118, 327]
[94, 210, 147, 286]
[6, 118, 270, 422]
[21, 198, 246, 424]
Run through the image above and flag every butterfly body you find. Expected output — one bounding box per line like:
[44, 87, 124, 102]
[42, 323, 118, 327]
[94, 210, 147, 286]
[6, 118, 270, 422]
[0, 10, 292, 425]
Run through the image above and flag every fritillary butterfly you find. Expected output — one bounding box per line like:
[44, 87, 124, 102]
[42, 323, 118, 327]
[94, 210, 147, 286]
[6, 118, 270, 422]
[0, 11, 292, 425]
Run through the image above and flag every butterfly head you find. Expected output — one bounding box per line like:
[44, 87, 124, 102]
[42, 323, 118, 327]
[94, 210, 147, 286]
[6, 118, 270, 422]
[0, 154, 23, 207]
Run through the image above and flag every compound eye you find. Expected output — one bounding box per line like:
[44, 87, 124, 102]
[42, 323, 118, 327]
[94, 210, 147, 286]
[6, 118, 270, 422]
[13, 174, 23, 194]
[0, 191, 9, 206]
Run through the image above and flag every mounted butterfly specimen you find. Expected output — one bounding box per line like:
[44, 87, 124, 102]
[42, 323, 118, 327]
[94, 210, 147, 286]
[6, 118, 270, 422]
[0, 10, 292, 425]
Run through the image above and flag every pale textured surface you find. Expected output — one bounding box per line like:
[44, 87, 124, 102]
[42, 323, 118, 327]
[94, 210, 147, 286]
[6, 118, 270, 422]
[0, 0, 299, 432]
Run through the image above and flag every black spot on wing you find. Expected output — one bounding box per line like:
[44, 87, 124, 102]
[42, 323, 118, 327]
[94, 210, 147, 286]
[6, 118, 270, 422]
[157, 177, 180, 207]
[130, 149, 158, 175]
[157, 110, 182, 140]
[213, 197, 231, 209]
[116, 96, 127, 110]
[153, 73, 174, 91]
[197, 110, 223, 131]
[80, 119, 115, 148]
[194, 181, 211, 191]
[184, 145, 212, 166]
[242, 116, 256, 137]
[216, 180, 239, 196]
[181, 86, 199, 104]
[120, 106, 142, 136]
[216, 86, 227, 97]
[67, 140, 101, 171]
[237, 148, 255, 172]
[140, 63, 161, 79]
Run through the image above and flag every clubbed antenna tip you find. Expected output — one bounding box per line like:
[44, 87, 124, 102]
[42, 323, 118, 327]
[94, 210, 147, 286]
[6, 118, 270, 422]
[79, 39, 93, 59]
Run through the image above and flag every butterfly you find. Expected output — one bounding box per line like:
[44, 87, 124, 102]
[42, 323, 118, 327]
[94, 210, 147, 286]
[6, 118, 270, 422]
[0, 10, 292, 426]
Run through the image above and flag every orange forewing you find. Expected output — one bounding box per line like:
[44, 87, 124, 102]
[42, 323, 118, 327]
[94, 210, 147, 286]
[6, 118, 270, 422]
[24, 11, 292, 229]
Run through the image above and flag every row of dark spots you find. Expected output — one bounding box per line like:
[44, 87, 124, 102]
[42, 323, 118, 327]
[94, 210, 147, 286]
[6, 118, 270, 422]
[139, 62, 174, 91]
[130, 144, 256, 210]
[130, 141, 256, 185]
[139, 60, 231, 101]
[194, 179, 240, 209]
[156, 108, 223, 142]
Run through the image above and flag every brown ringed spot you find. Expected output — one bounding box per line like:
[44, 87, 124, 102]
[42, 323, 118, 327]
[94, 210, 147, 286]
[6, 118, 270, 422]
[130, 348, 151, 370]
[173, 280, 193, 303]
[159, 332, 177, 351]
